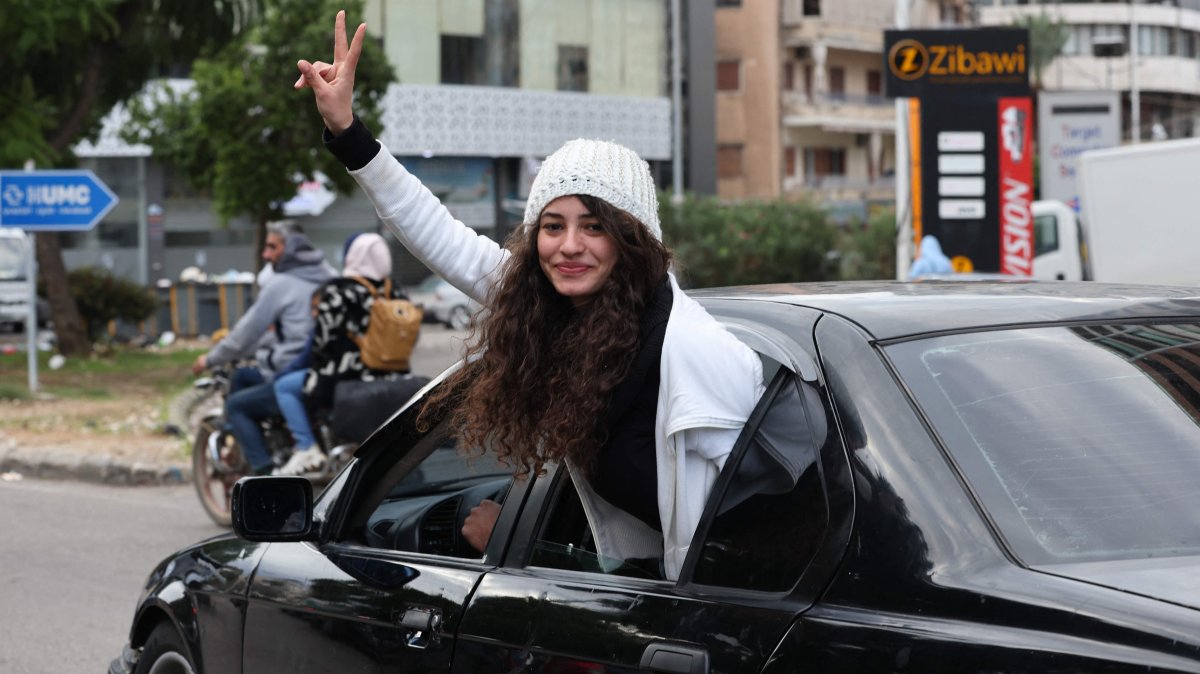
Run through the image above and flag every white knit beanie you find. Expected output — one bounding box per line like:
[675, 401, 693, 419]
[523, 139, 661, 241]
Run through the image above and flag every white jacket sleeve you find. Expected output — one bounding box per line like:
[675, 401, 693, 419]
[348, 143, 508, 303]
[656, 276, 765, 579]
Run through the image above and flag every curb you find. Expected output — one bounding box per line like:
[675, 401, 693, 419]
[0, 442, 191, 487]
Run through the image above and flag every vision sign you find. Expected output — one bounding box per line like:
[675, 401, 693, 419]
[885, 29, 1030, 97]
[0, 170, 119, 231]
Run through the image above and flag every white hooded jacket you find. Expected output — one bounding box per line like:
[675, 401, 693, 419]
[347, 144, 764, 579]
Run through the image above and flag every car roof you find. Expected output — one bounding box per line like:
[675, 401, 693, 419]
[691, 280, 1200, 342]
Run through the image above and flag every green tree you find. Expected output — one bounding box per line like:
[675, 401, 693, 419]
[1, 0, 260, 355]
[1015, 12, 1069, 90]
[124, 0, 395, 259]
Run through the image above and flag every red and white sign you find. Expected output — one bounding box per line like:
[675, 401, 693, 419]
[998, 97, 1034, 276]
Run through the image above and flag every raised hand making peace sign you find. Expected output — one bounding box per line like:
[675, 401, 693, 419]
[294, 10, 366, 135]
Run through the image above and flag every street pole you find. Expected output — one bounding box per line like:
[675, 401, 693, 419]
[894, 0, 911, 280]
[22, 159, 38, 393]
[670, 0, 685, 201]
[1130, 0, 1140, 144]
[137, 156, 148, 285]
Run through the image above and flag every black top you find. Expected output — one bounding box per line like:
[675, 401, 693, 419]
[593, 278, 673, 531]
[324, 116, 381, 171]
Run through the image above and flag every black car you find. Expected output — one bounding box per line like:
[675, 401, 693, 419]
[112, 281, 1200, 674]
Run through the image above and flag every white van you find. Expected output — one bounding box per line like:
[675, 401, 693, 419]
[0, 229, 33, 330]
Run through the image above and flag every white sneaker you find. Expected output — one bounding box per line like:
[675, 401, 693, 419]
[277, 446, 326, 476]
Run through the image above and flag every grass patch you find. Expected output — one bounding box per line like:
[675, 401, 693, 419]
[0, 384, 30, 401]
[0, 344, 206, 400]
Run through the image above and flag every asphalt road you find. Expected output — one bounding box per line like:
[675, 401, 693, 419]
[0, 479, 224, 674]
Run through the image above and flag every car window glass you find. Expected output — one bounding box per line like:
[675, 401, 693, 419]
[0, 238, 25, 280]
[528, 471, 665, 580]
[355, 421, 514, 559]
[688, 362, 832, 592]
[887, 324, 1200, 565]
[1034, 213, 1059, 256]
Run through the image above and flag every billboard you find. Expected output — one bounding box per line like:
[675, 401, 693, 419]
[1037, 91, 1121, 211]
[914, 95, 1034, 274]
[885, 29, 1031, 98]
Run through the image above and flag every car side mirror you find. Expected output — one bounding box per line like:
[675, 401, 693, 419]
[231, 476, 314, 542]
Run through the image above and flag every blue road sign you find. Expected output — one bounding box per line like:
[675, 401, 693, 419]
[0, 170, 119, 231]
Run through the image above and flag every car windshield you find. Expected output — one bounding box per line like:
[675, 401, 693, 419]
[887, 323, 1200, 566]
[0, 238, 25, 281]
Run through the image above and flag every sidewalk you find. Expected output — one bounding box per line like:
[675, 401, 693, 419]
[0, 325, 468, 488]
[0, 434, 190, 487]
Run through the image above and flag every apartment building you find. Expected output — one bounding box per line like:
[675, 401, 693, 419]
[978, 0, 1200, 142]
[72, 0, 682, 286]
[714, 0, 968, 219]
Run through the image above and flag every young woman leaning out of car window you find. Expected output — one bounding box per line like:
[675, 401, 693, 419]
[294, 11, 764, 580]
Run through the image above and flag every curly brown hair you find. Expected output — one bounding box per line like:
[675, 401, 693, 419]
[419, 194, 673, 477]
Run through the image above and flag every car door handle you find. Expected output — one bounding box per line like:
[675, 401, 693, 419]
[397, 607, 441, 650]
[639, 641, 709, 674]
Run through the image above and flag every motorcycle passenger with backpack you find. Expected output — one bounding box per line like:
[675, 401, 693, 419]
[190, 232, 430, 525]
[272, 232, 426, 476]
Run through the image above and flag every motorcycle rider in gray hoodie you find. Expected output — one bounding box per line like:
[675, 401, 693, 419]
[191, 228, 334, 474]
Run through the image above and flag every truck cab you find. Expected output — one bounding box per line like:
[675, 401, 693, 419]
[1031, 199, 1085, 282]
[0, 229, 33, 330]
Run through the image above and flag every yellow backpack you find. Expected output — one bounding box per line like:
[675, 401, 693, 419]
[350, 277, 423, 372]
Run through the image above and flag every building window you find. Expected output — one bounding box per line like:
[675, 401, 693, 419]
[715, 0, 741, 6]
[785, 147, 797, 177]
[804, 64, 813, 98]
[804, 147, 846, 184]
[717, 60, 741, 91]
[803, 0, 820, 16]
[557, 45, 589, 91]
[441, 34, 485, 85]
[783, 62, 795, 90]
[867, 70, 882, 98]
[828, 66, 845, 100]
[718, 145, 744, 179]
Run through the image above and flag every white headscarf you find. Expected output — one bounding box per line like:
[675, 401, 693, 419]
[342, 233, 392, 281]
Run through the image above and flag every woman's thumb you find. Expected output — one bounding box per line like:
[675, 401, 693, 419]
[295, 60, 319, 90]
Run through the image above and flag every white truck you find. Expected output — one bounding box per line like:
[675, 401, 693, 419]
[1034, 137, 1200, 284]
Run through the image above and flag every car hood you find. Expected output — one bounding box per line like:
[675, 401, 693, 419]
[1034, 556, 1200, 611]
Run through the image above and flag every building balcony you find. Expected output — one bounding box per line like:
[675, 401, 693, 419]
[784, 174, 896, 205]
[781, 0, 891, 53]
[783, 91, 897, 133]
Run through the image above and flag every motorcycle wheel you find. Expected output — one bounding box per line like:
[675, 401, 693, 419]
[192, 417, 247, 527]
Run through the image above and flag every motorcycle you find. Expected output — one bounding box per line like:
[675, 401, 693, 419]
[189, 366, 356, 527]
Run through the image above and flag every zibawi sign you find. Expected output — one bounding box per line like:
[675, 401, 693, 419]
[885, 28, 1030, 98]
[998, 98, 1034, 276]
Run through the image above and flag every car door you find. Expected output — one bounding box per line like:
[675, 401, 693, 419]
[449, 325, 853, 673]
[240, 380, 527, 673]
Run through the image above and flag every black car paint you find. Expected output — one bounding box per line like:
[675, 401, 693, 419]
[117, 282, 1200, 673]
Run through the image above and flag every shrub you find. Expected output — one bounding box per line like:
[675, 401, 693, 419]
[660, 193, 839, 288]
[837, 207, 898, 281]
[66, 267, 159, 340]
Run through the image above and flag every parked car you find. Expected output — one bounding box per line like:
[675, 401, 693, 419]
[111, 281, 1200, 674]
[406, 275, 481, 330]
